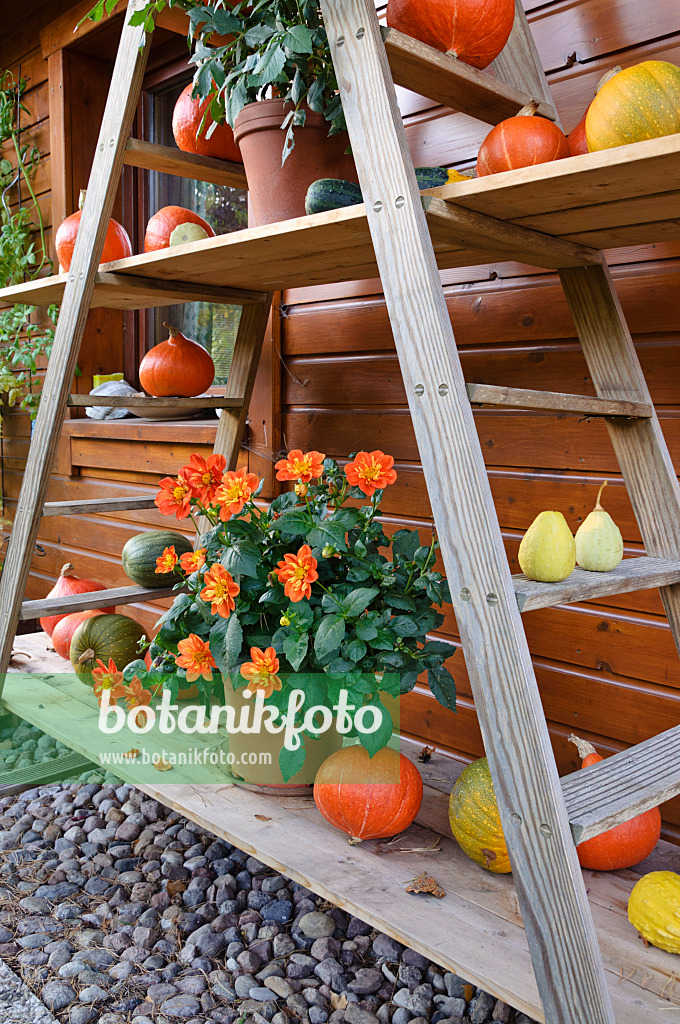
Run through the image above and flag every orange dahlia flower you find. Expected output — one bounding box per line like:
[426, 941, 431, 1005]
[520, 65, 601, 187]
[179, 548, 206, 573]
[92, 658, 126, 707]
[123, 676, 154, 727]
[215, 467, 260, 521]
[155, 469, 194, 520]
[155, 546, 178, 574]
[345, 450, 397, 496]
[183, 453, 226, 505]
[176, 634, 217, 683]
[275, 449, 325, 483]
[275, 544, 318, 602]
[200, 564, 240, 618]
[240, 647, 282, 699]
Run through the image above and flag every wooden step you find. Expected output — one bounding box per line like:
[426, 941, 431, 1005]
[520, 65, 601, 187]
[19, 584, 188, 621]
[43, 496, 158, 517]
[512, 555, 680, 613]
[68, 394, 243, 410]
[562, 723, 680, 843]
[382, 27, 557, 125]
[123, 138, 248, 190]
[466, 383, 652, 418]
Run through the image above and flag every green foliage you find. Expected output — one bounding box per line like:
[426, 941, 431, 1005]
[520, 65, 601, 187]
[84, 0, 346, 162]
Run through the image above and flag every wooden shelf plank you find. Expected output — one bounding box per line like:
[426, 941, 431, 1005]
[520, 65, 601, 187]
[382, 27, 557, 125]
[512, 556, 680, 613]
[124, 138, 248, 190]
[562, 723, 680, 843]
[466, 383, 653, 418]
[43, 496, 158, 517]
[2, 632, 677, 1024]
[19, 584, 187, 620]
[68, 395, 243, 409]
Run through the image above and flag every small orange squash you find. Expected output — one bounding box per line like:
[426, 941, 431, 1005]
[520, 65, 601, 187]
[52, 610, 104, 661]
[569, 735, 661, 871]
[448, 757, 511, 872]
[386, 0, 515, 70]
[144, 206, 215, 252]
[139, 322, 215, 398]
[477, 102, 571, 175]
[568, 108, 589, 155]
[172, 83, 243, 163]
[55, 190, 132, 272]
[586, 61, 680, 152]
[40, 564, 115, 638]
[314, 745, 423, 841]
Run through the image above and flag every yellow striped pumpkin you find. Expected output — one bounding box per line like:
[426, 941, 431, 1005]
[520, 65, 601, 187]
[586, 61, 680, 151]
[448, 757, 511, 873]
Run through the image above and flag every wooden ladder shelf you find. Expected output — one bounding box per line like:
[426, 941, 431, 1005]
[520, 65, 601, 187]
[1, 2, 679, 1022]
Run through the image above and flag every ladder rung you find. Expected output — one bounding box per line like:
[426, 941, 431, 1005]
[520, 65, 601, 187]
[43, 497, 158, 517]
[19, 584, 188, 621]
[94, 272, 269, 310]
[382, 27, 557, 126]
[466, 383, 653, 418]
[124, 138, 248, 190]
[561, 723, 680, 843]
[68, 395, 244, 410]
[513, 555, 680, 613]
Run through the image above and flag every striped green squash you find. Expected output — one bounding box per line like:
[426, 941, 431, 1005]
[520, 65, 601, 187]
[122, 529, 193, 588]
[70, 613, 146, 686]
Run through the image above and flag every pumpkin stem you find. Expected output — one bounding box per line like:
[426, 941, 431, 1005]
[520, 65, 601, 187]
[77, 648, 95, 665]
[595, 480, 608, 511]
[78, 189, 87, 211]
[163, 322, 183, 339]
[568, 733, 597, 759]
[348, 836, 363, 845]
[517, 100, 540, 117]
[595, 66, 622, 94]
[60, 563, 75, 577]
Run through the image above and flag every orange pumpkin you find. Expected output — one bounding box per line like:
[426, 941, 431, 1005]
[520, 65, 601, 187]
[586, 61, 680, 152]
[144, 206, 215, 253]
[55, 190, 132, 272]
[568, 109, 589, 155]
[314, 745, 423, 841]
[52, 610, 104, 661]
[386, 0, 515, 70]
[172, 83, 243, 162]
[569, 735, 661, 871]
[477, 102, 571, 175]
[139, 322, 215, 398]
[40, 563, 116, 638]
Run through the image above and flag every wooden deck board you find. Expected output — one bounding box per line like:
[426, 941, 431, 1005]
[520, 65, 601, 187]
[3, 632, 677, 1024]
[512, 556, 680, 613]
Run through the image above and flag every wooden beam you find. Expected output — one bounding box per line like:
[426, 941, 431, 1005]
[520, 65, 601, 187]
[492, 0, 559, 125]
[512, 556, 680, 613]
[465, 383, 652, 418]
[94, 272, 267, 309]
[20, 584, 187, 620]
[124, 139, 248, 190]
[562, 724, 680, 843]
[67, 394, 243, 409]
[43, 496, 157, 516]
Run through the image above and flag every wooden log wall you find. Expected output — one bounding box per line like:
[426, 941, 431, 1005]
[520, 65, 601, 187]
[0, 1, 678, 842]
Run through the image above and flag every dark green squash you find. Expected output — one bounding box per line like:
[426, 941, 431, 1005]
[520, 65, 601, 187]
[70, 613, 147, 686]
[305, 178, 363, 216]
[122, 529, 194, 588]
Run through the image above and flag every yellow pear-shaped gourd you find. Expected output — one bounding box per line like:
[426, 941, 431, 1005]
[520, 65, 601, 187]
[518, 511, 575, 583]
[575, 481, 623, 572]
[628, 870, 680, 954]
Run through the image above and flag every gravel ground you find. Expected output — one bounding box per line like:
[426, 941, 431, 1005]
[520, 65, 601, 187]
[0, 742, 540, 1024]
[0, 955, 58, 1023]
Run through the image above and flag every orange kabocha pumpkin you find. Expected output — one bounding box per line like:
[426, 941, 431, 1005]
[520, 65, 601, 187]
[55, 190, 132, 272]
[586, 61, 680, 152]
[40, 564, 115, 638]
[569, 735, 661, 871]
[52, 610, 104, 661]
[477, 102, 571, 175]
[386, 0, 515, 70]
[172, 83, 243, 162]
[144, 206, 215, 252]
[139, 322, 215, 398]
[568, 109, 589, 155]
[314, 745, 423, 841]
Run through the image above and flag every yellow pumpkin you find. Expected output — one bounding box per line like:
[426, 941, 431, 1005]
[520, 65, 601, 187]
[448, 758, 511, 873]
[628, 871, 680, 954]
[586, 61, 680, 152]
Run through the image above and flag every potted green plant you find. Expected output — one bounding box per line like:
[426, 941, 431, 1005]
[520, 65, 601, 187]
[85, 0, 357, 224]
[117, 446, 456, 788]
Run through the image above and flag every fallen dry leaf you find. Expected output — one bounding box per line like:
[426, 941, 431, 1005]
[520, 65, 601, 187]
[153, 757, 173, 772]
[330, 993, 348, 1011]
[122, 749, 140, 760]
[255, 814, 272, 821]
[405, 872, 445, 898]
[166, 879, 187, 897]
[417, 745, 434, 763]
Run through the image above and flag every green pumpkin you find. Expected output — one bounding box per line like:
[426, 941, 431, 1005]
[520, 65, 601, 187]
[70, 613, 146, 686]
[121, 529, 193, 588]
[305, 179, 363, 216]
[448, 757, 511, 873]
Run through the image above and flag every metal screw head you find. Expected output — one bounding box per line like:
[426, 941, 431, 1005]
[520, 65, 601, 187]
[373, 200, 383, 213]
[539, 823, 553, 838]
[459, 588, 471, 602]
[395, 195, 405, 208]
[438, 383, 449, 396]
[511, 813, 522, 826]
[356, 27, 365, 39]
[486, 593, 498, 605]
[337, 35, 345, 46]
[414, 383, 425, 396]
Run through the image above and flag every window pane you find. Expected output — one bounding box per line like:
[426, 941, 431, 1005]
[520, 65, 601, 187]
[148, 79, 248, 385]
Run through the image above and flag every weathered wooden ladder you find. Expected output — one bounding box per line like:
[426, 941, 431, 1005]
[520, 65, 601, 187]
[0, 1, 679, 1022]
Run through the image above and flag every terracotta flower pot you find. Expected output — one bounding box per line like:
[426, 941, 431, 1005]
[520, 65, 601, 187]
[221, 675, 343, 793]
[233, 98, 357, 225]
